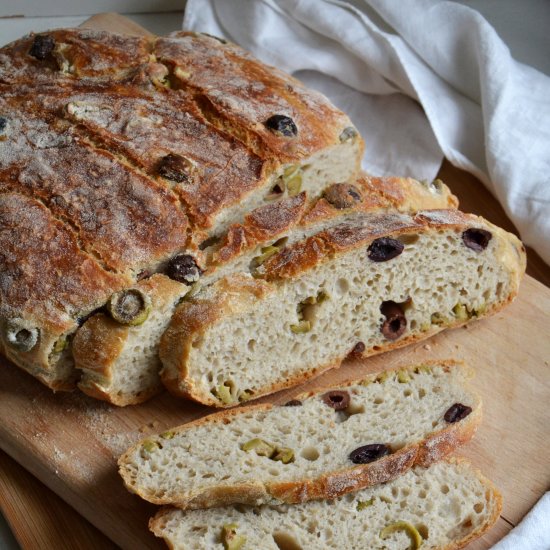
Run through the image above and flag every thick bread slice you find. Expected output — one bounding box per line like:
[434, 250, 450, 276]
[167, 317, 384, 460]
[0, 28, 363, 390]
[73, 275, 187, 406]
[73, 174, 457, 405]
[119, 362, 481, 509]
[149, 458, 502, 550]
[160, 210, 525, 407]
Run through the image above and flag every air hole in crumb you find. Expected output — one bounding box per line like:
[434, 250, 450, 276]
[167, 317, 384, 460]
[419, 489, 427, 499]
[474, 503, 484, 513]
[300, 447, 320, 461]
[419, 388, 426, 398]
[374, 397, 384, 405]
[398, 234, 419, 246]
[247, 339, 256, 351]
[336, 278, 350, 295]
[441, 484, 450, 494]
[272, 532, 303, 550]
[403, 389, 412, 397]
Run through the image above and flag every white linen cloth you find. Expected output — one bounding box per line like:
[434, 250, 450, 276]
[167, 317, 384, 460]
[492, 492, 550, 550]
[183, 0, 550, 264]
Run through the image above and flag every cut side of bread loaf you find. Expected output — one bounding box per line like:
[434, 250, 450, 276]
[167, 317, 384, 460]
[72, 174, 457, 405]
[150, 458, 501, 550]
[0, 28, 365, 390]
[160, 210, 525, 407]
[119, 362, 481, 509]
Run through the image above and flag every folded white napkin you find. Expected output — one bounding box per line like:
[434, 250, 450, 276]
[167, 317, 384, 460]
[183, 0, 550, 265]
[492, 492, 550, 550]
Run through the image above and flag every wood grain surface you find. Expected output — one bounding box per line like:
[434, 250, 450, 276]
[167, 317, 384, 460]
[0, 12, 549, 550]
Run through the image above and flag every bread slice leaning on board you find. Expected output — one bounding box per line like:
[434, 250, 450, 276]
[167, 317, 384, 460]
[0, 28, 365, 390]
[74, 174, 458, 405]
[119, 362, 480, 509]
[160, 209, 525, 407]
[150, 458, 501, 550]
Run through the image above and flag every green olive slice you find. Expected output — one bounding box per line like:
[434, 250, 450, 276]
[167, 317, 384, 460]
[107, 289, 151, 326]
[380, 521, 423, 549]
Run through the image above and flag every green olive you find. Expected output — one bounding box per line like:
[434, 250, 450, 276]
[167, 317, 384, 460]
[356, 497, 375, 510]
[452, 303, 469, 321]
[160, 431, 175, 440]
[4, 320, 39, 352]
[52, 336, 69, 354]
[221, 523, 246, 550]
[273, 447, 295, 464]
[339, 126, 358, 143]
[214, 382, 236, 405]
[285, 173, 302, 196]
[108, 289, 151, 326]
[380, 521, 423, 549]
[241, 438, 276, 458]
[430, 312, 447, 326]
[142, 440, 160, 453]
[397, 370, 411, 383]
[290, 320, 311, 333]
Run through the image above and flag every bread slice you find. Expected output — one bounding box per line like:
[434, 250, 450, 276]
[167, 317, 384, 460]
[73, 174, 457, 405]
[73, 275, 188, 406]
[0, 28, 364, 390]
[160, 210, 525, 407]
[119, 361, 481, 509]
[149, 458, 501, 550]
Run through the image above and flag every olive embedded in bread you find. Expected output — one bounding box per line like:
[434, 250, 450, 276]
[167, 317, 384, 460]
[462, 228, 492, 251]
[157, 153, 195, 183]
[323, 183, 362, 209]
[4, 320, 39, 352]
[349, 443, 390, 464]
[368, 237, 404, 262]
[165, 254, 201, 285]
[380, 301, 407, 340]
[107, 289, 151, 326]
[264, 114, 298, 137]
[28, 34, 55, 60]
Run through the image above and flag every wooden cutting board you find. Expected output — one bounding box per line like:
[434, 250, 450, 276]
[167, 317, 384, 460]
[1, 12, 550, 550]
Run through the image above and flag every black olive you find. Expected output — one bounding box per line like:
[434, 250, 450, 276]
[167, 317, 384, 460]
[29, 35, 55, 61]
[444, 403, 472, 423]
[321, 390, 350, 410]
[462, 228, 492, 252]
[323, 183, 362, 209]
[165, 254, 202, 285]
[368, 238, 404, 262]
[157, 153, 195, 184]
[380, 301, 407, 340]
[349, 444, 390, 464]
[0, 116, 8, 133]
[264, 115, 298, 137]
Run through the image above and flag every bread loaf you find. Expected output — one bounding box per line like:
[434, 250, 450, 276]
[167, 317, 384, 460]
[150, 458, 501, 550]
[0, 29, 363, 389]
[74, 174, 457, 405]
[119, 362, 480, 509]
[160, 209, 525, 407]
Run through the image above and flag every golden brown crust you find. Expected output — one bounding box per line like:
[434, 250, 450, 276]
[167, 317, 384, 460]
[156, 33, 358, 163]
[121, 362, 480, 509]
[0, 29, 152, 85]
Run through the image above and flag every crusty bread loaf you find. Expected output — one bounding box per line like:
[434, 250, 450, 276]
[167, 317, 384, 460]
[74, 174, 457, 405]
[150, 458, 501, 550]
[160, 210, 525, 407]
[119, 362, 480, 509]
[0, 28, 363, 390]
